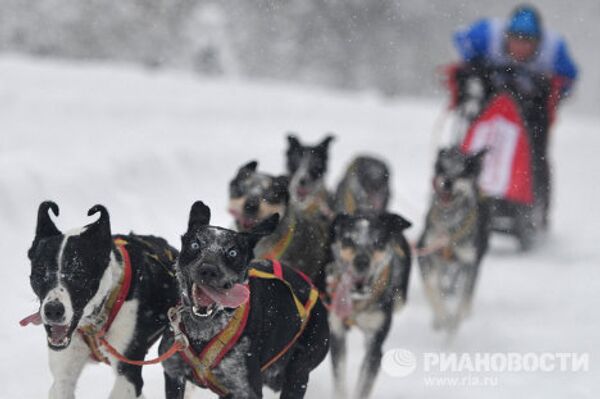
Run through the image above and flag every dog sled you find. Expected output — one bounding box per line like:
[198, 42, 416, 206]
[444, 62, 562, 249]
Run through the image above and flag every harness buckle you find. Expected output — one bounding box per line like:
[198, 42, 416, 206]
[168, 306, 189, 349]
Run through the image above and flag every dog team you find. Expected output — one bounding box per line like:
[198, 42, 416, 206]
[22, 134, 490, 398]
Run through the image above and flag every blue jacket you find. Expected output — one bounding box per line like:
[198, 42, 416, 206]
[454, 18, 578, 92]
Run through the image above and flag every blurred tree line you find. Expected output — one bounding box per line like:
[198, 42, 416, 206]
[0, 0, 596, 107]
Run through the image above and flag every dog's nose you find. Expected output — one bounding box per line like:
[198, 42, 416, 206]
[44, 301, 65, 323]
[441, 178, 453, 191]
[244, 197, 260, 216]
[299, 177, 308, 187]
[354, 254, 370, 272]
[197, 263, 223, 285]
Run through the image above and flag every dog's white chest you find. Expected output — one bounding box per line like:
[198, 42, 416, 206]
[102, 299, 139, 361]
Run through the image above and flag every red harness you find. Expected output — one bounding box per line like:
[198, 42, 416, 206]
[78, 238, 133, 364]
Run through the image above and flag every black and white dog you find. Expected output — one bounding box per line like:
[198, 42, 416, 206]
[334, 156, 391, 214]
[286, 134, 334, 220]
[228, 161, 330, 288]
[25, 201, 179, 398]
[327, 212, 412, 399]
[160, 201, 329, 398]
[417, 147, 490, 333]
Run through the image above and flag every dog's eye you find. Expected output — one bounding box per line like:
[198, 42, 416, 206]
[190, 242, 200, 251]
[373, 239, 387, 250]
[227, 249, 238, 258]
[341, 238, 355, 248]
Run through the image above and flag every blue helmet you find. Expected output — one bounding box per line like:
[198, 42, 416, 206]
[507, 5, 542, 39]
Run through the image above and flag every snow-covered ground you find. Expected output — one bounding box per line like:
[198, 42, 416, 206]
[0, 56, 598, 398]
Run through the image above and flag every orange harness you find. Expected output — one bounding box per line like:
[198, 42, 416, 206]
[171, 260, 320, 396]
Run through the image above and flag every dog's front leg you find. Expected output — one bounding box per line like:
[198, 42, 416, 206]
[328, 314, 348, 399]
[455, 263, 479, 324]
[109, 345, 147, 399]
[48, 333, 90, 399]
[163, 372, 185, 399]
[108, 344, 146, 398]
[109, 373, 143, 399]
[355, 311, 391, 399]
[420, 259, 451, 329]
[106, 300, 146, 398]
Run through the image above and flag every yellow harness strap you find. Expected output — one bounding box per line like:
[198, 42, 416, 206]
[249, 261, 319, 371]
[248, 268, 318, 323]
[263, 216, 296, 260]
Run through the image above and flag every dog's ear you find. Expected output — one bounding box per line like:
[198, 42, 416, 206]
[272, 175, 290, 203]
[465, 149, 488, 177]
[286, 135, 303, 173]
[379, 212, 412, 235]
[188, 201, 211, 231]
[84, 204, 112, 243]
[434, 148, 448, 173]
[287, 134, 301, 150]
[34, 201, 61, 239]
[318, 134, 335, 151]
[330, 213, 351, 242]
[251, 213, 280, 237]
[246, 213, 280, 249]
[236, 160, 258, 178]
[29, 201, 61, 259]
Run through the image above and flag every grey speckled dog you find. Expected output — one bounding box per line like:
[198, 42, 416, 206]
[160, 201, 329, 399]
[417, 147, 490, 334]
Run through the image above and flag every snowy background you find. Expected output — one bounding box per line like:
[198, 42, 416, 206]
[1, 1, 599, 398]
[0, 0, 598, 112]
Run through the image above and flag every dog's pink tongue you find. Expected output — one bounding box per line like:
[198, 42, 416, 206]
[370, 193, 385, 211]
[19, 311, 42, 327]
[201, 284, 250, 308]
[332, 273, 354, 320]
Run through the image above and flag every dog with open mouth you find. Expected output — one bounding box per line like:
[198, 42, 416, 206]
[327, 212, 412, 399]
[24, 201, 179, 398]
[159, 201, 329, 398]
[286, 134, 335, 219]
[417, 147, 490, 334]
[228, 160, 330, 289]
[334, 156, 391, 214]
